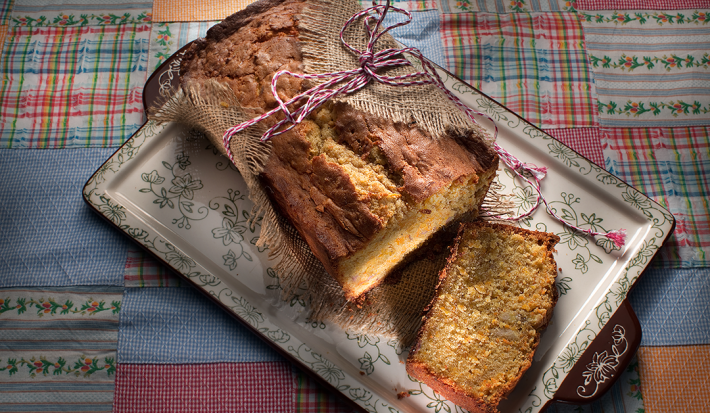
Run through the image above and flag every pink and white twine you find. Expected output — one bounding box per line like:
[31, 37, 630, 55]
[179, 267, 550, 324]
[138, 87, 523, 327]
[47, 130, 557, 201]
[222, 1, 626, 248]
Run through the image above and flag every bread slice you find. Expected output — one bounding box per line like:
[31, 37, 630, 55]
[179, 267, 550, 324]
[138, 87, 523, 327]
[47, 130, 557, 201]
[406, 222, 560, 413]
[179, 0, 499, 300]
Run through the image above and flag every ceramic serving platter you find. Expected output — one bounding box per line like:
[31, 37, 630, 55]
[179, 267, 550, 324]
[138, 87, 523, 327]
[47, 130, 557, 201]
[84, 47, 674, 413]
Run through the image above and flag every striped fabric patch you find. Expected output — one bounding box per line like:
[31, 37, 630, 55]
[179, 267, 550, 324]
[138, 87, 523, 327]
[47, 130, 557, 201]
[117, 287, 285, 363]
[638, 345, 710, 413]
[124, 250, 181, 288]
[113, 362, 294, 412]
[441, 0, 576, 13]
[440, 12, 598, 129]
[152, 0, 253, 22]
[294, 370, 358, 413]
[602, 126, 710, 267]
[1, 0, 12, 25]
[581, 10, 710, 127]
[543, 127, 605, 167]
[628, 268, 710, 346]
[0, 24, 149, 148]
[0, 25, 5, 47]
[9, 0, 152, 27]
[148, 21, 218, 74]
[0, 286, 122, 413]
[0, 149, 131, 287]
[577, 0, 710, 10]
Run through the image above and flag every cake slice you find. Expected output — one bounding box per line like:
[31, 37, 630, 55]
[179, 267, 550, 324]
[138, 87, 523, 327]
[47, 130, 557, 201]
[406, 222, 560, 413]
[178, 0, 499, 300]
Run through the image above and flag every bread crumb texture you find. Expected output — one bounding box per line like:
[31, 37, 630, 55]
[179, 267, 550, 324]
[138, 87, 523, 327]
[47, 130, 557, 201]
[408, 222, 559, 411]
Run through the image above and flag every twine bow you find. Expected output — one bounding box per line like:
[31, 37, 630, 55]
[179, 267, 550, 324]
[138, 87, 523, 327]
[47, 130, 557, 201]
[221, 0, 627, 248]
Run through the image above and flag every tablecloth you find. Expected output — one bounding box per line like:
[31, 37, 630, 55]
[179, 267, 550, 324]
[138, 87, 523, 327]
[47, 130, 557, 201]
[0, 0, 708, 412]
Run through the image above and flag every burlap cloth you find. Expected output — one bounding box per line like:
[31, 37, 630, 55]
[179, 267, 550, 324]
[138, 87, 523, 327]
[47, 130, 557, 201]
[150, 0, 507, 346]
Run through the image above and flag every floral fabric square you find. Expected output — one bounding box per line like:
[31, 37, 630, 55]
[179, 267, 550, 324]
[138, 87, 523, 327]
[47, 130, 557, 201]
[581, 9, 710, 126]
[0, 286, 122, 413]
[9, 0, 151, 27]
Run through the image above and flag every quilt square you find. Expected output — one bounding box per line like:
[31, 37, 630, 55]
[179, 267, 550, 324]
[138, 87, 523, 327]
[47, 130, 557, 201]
[0, 24, 149, 148]
[441, 11, 598, 129]
[602, 126, 710, 266]
[581, 9, 710, 127]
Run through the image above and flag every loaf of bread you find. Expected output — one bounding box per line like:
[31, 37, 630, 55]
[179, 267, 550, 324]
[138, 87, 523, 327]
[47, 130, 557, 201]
[406, 222, 560, 413]
[179, 0, 499, 300]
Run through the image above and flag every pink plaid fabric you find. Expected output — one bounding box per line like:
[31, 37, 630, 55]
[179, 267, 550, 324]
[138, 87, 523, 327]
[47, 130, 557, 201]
[294, 371, 357, 413]
[543, 128, 605, 168]
[576, 0, 710, 9]
[113, 362, 294, 412]
[123, 249, 181, 287]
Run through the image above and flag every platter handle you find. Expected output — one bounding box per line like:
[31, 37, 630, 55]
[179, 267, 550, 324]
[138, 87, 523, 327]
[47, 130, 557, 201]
[553, 298, 642, 405]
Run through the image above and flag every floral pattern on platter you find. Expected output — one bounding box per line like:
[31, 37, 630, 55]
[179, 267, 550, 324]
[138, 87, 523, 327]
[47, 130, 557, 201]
[209, 189, 260, 270]
[577, 325, 628, 398]
[0, 297, 120, 317]
[139, 153, 207, 229]
[0, 355, 116, 378]
[345, 331, 392, 376]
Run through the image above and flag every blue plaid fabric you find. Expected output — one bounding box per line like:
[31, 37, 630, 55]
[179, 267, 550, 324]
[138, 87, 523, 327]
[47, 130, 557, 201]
[628, 267, 710, 346]
[383, 9, 447, 70]
[117, 287, 285, 363]
[0, 149, 130, 287]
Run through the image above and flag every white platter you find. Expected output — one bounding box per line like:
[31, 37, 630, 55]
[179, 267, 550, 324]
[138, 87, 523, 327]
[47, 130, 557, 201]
[84, 50, 674, 413]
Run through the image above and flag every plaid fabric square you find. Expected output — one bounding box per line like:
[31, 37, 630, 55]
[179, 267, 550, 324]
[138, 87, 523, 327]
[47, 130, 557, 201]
[543, 127, 605, 166]
[0, 149, 130, 287]
[638, 345, 710, 413]
[0, 25, 149, 148]
[581, 10, 710, 127]
[118, 287, 285, 363]
[441, 0, 576, 13]
[440, 12, 598, 129]
[124, 250, 182, 288]
[602, 126, 710, 267]
[577, 0, 710, 10]
[113, 362, 294, 413]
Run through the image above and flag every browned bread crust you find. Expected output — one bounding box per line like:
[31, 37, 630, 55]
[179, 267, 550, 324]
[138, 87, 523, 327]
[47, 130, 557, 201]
[407, 222, 560, 413]
[179, 0, 499, 300]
